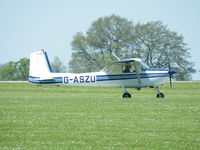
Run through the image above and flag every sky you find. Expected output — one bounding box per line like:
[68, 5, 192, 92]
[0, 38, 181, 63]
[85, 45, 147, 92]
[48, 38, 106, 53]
[0, 0, 200, 80]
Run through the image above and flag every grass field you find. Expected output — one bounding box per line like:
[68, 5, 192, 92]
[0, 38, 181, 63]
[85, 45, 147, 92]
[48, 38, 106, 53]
[0, 82, 200, 150]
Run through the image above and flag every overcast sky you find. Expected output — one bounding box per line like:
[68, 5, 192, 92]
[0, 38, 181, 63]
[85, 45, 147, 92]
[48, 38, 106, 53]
[0, 0, 200, 79]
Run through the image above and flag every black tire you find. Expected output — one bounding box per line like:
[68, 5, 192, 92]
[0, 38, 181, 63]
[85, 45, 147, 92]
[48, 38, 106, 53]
[122, 92, 131, 98]
[156, 93, 165, 98]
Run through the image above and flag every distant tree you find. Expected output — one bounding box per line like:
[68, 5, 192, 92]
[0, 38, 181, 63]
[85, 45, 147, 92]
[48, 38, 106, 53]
[0, 58, 29, 81]
[69, 15, 196, 80]
[0, 64, 5, 70]
[51, 56, 67, 72]
[0, 62, 16, 80]
[17, 58, 30, 80]
[69, 15, 135, 72]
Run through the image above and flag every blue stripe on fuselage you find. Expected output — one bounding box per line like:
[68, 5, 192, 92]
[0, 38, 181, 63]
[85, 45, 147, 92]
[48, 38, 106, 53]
[96, 73, 168, 81]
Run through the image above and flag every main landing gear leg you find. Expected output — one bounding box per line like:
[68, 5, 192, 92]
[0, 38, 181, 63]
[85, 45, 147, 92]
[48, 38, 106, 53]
[155, 87, 164, 98]
[122, 87, 131, 98]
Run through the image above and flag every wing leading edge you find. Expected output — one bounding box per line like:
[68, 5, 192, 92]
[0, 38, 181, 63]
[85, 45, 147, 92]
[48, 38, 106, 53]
[112, 58, 142, 63]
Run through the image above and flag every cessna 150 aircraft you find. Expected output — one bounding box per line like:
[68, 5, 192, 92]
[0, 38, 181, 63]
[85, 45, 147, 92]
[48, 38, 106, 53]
[29, 50, 176, 98]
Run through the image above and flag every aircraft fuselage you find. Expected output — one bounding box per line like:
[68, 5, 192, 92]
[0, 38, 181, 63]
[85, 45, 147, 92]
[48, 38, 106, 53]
[29, 69, 169, 89]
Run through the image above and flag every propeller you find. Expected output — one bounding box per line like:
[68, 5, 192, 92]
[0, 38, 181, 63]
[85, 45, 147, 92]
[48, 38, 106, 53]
[168, 61, 172, 88]
[168, 60, 176, 88]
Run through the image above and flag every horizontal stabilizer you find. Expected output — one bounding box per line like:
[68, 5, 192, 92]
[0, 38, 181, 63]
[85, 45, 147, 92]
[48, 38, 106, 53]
[39, 77, 54, 80]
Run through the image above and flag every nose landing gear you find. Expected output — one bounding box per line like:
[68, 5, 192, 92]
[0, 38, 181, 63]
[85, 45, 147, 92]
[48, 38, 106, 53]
[155, 87, 165, 98]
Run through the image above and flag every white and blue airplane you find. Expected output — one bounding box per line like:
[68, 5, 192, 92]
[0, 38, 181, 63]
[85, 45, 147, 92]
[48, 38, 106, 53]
[29, 50, 176, 98]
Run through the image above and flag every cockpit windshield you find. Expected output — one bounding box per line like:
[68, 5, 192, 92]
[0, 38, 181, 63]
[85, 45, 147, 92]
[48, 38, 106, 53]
[141, 62, 149, 69]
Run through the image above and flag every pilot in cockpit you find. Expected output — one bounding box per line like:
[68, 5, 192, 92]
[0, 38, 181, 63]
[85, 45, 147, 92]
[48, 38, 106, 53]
[123, 65, 131, 73]
[123, 65, 135, 73]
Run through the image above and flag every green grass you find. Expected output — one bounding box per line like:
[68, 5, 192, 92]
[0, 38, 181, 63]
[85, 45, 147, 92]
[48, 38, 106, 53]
[0, 82, 200, 150]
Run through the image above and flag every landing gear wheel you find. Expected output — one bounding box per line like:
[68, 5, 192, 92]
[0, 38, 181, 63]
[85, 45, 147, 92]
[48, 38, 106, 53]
[122, 92, 131, 98]
[156, 93, 164, 98]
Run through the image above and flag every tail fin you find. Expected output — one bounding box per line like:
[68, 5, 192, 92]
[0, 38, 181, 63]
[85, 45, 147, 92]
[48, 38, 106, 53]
[29, 50, 53, 77]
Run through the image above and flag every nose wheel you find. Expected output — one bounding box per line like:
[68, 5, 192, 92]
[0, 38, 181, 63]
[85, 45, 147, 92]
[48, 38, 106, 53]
[156, 92, 164, 98]
[122, 92, 131, 98]
[155, 87, 165, 98]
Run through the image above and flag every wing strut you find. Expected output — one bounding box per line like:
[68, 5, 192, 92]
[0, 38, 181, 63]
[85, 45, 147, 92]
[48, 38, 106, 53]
[135, 62, 141, 85]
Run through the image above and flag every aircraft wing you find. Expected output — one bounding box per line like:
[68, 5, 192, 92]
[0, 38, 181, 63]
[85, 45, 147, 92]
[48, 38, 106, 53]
[112, 58, 137, 63]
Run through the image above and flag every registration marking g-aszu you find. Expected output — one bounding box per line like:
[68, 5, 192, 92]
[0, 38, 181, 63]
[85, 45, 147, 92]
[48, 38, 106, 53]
[63, 75, 96, 84]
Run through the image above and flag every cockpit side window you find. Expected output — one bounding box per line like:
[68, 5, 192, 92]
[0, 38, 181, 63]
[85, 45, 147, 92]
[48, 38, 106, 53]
[123, 65, 131, 73]
[123, 63, 136, 73]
